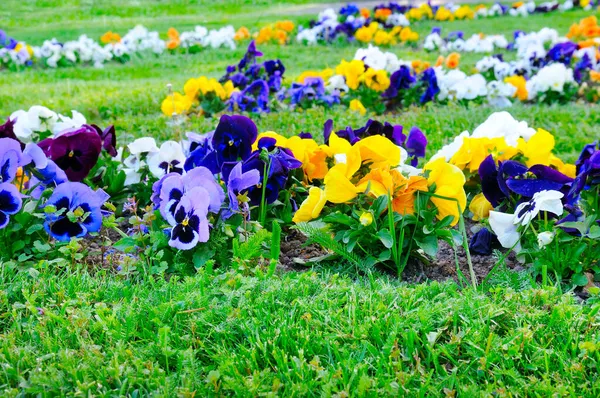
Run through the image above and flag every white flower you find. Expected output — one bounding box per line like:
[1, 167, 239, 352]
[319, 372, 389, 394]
[489, 211, 521, 251]
[128, 137, 159, 156]
[471, 111, 536, 146]
[9, 110, 34, 140]
[27, 105, 58, 132]
[537, 231, 555, 248]
[387, 14, 410, 27]
[514, 190, 564, 226]
[528, 63, 575, 94]
[53, 110, 87, 135]
[147, 141, 186, 178]
[326, 74, 349, 93]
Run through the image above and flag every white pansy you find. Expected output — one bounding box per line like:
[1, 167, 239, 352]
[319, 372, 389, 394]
[147, 141, 187, 178]
[9, 110, 34, 141]
[128, 137, 159, 156]
[53, 110, 87, 135]
[514, 190, 564, 226]
[471, 111, 536, 146]
[27, 105, 58, 132]
[537, 231, 555, 248]
[326, 74, 349, 93]
[489, 211, 521, 251]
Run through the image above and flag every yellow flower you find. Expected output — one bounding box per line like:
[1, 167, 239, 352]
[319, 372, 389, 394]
[293, 187, 327, 223]
[252, 132, 288, 151]
[223, 80, 237, 98]
[100, 31, 121, 44]
[324, 168, 361, 203]
[450, 137, 519, 172]
[359, 212, 374, 226]
[234, 27, 251, 41]
[285, 136, 329, 181]
[275, 20, 295, 33]
[591, 70, 600, 82]
[349, 99, 366, 115]
[184, 78, 202, 100]
[161, 92, 192, 116]
[355, 26, 375, 43]
[454, 5, 475, 19]
[406, 8, 423, 20]
[505, 75, 528, 101]
[335, 60, 365, 90]
[354, 135, 401, 169]
[297, 69, 334, 84]
[445, 53, 460, 69]
[424, 158, 467, 226]
[399, 27, 419, 42]
[360, 68, 390, 92]
[435, 7, 454, 21]
[517, 128, 555, 167]
[373, 30, 395, 46]
[550, 155, 576, 178]
[469, 193, 493, 221]
[419, 4, 434, 18]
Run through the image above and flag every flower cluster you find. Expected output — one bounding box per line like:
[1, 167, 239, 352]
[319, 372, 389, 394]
[296, 0, 594, 45]
[1, 24, 238, 70]
[354, 22, 419, 46]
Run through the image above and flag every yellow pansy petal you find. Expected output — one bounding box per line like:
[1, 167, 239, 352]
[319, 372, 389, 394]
[324, 169, 360, 203]
[292, 187, 327, 223]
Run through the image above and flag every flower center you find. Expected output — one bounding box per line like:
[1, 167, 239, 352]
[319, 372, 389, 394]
[182, 217, 189, 227]
[68, 150, 75, 158]
[228, 140, 234, 146]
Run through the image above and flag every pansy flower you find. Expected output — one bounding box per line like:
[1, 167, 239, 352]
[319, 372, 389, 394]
[225, 161, 260, 217]
[40, 124, 102, 182]
[0, 183, 22, 229]
[212, 114, 258, 170]
[92, 124, 117, 157]
[168, 187, 211, 250]
[147, 141, 186, 178]
[23, 143, 68, 198]
[43, 182, 107, 241]
[1, 138, 29, 184]
[0, 118, 24, 148]
[156, 167, 224, 225]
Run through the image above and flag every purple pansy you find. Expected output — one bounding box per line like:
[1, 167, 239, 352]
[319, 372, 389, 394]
[23, 143, 68, 198]
[0, 183, 22, 229]
[405, 127, 427, 166]
[0, 118, 23, 148]
[419, 68, 439, 104]
[156, 167, 224, 225]
[43, 182, 107, 241]
[225, 161, 260, 217]
[383, 65, 416, 100]
[469, 227, 500, 256]
[168, 187, 211, 250]
[92, 124, 117, 157]
[40, 124, 102, 182]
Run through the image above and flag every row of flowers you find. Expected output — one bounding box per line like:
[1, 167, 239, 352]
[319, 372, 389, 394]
[1, 106, 598, 285]
[160, 37, 600, 121]
[296, 0, 597, 44]
[0, 20, 294, 71]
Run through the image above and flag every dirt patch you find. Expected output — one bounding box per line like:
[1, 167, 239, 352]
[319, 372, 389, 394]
[279, 228, 330, 272]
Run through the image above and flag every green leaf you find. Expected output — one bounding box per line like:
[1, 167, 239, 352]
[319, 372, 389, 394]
[324, 212, 356, 227]
[571, 272, 589, 287]
[113, 237, 137, 252]
[371, 195, 388, 216]
[415, 235, 438, 257]
[26, 224, 44, 235]
[588, 225, 600, 239]
[376, 229, 394, 249]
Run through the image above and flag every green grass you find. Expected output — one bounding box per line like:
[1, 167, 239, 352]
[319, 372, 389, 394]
[2, 266, 600, 396]
[2, 2, 600, 395]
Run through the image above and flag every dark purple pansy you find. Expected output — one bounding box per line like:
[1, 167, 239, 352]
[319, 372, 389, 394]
[546, 41, 578, 64]
[405, 127, 427, 166]
[0, 182, 22, 229]
[238, 40, 263, 70]
[0, 118, 24, 149]
[506, 164, 573, 198]
[43, 182, 106, 241]
[354, 120, 405, 146]
[41, 125, 102, 182]
[383, 65, 416, 99]
[92, 124, 117, 157]
[212, 114, 258, 169]
[323, 119, 334, 144]
[469, 227, 499, 255]
[168, 187, 210, 250]
[228, 80, 270, 113]
[419, 68, 440, 104]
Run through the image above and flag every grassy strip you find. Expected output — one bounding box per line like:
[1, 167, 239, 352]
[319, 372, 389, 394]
[1, 266, 599, 396]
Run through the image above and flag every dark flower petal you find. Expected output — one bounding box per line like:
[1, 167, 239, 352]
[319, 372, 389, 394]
[479, 155, 503, 207]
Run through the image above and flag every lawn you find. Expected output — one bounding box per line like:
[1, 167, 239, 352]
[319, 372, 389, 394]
[2, 1, 600, 396]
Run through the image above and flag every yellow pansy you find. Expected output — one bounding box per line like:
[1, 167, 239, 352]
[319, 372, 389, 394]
[469, 193, 493, 221]
[419, 4, 434, 18]
[359, 212, 374, 226]
[424, 158, 467, 226]
[335, 60, 365, 90]
[549, 155, 577, 178]
[354, 135, 401, 169]
[360, 68, 390, 92]
[450, 137, 519, 172]
[517, 128, 555, 167]
[454, 5, 475, 19]
[293, 187, 327, 223]
[161, 92, 192, 116]
[325, 134, 362, 179]
[505, 75, 528, 101]
[324, 168, 361, 203]
[297, 69, 334, 84]
[184, 78, 202, 100]
[435, 7, 454, 21]
[285, 136, 329, 181]
[252, 132, 288, 151]
[223, 80, 237, 98]
[349, 99, 367, 115]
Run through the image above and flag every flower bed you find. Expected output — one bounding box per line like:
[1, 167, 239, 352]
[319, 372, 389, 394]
[2, 105, 598, 286]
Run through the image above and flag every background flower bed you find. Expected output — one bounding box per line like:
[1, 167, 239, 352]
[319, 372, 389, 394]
[2, 0, 600, 396]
